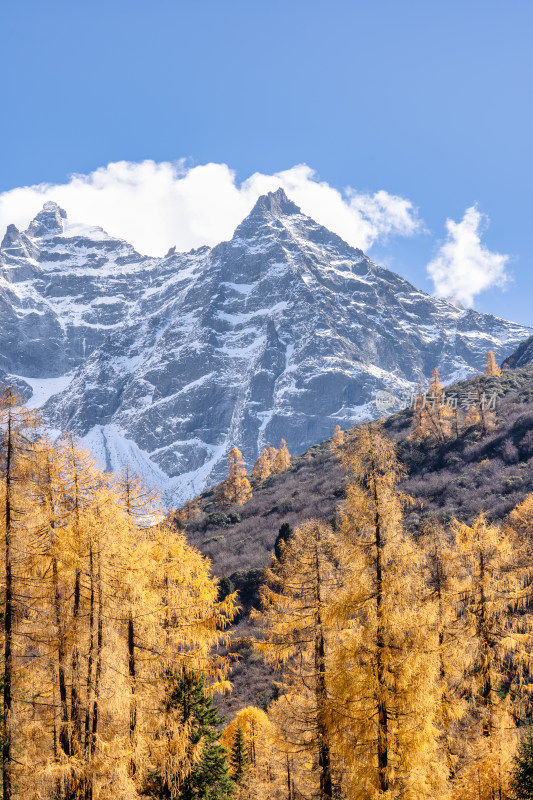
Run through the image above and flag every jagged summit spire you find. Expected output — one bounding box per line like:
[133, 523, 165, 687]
[231, 188, 302, 241]
[1, 224, 21, 249]
[250, 187, 300, 218]
[25, 201, 67, 238]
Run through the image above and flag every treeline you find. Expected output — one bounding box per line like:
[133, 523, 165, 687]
[0, 389, 238, 799]
[224, 422, 533, 800]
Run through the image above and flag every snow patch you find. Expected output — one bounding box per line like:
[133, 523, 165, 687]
[15, 374, 74, 408]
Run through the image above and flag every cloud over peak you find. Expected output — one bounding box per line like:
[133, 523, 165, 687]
[427, 205, 510, 308]
[0, 160, 422, 257]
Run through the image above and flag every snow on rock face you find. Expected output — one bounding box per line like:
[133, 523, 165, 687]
[502, 334, 533, 369]
[1, 190, 531, 504]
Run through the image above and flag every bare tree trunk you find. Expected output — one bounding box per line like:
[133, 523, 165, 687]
[128, 613, 137, 777]
[314, 531, 334, 800]
[69, 440, 83, 760]
[90, 546, 103, 757]
[53, 555, 71, 757]
[372, 465, 388, 793]
[84, 543, 96, 754]
[286, 754, 293, 800]
[124, 470, 137, 778]
[478, 549, 493, 738]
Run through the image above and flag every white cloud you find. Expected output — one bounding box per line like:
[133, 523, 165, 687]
[427, 205, 509, 308]
[0, 160, 421, 256]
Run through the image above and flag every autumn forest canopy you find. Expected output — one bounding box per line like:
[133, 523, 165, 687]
[3, 353, 533, 800]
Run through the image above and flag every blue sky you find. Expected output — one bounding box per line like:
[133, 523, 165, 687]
[1, 0, 532, 324]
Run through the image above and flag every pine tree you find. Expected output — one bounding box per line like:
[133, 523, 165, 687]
[145, 669, 233, 800]
[216, 448, 252, 506]
[511, 728, 533, 800]
[272, 439, 291, 474]
[484, 350, 502, 376]
[273, 522, 293, 561]
[251, 446, 277, 484]
[223, 707, 275, 799]
[230, 722, 249, 780]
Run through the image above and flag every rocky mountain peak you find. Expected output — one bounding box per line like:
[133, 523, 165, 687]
[0, 195, 531, 505]
[236, 187, 301, 230]
[25, 201, 67, 238]
[1, 223, 40, 262]
[1, 223, 22, 249]
[254, 187, 300, 216]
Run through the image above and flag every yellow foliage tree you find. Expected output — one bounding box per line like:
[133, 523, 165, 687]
[331, 423, 446, 798]
[0, 388, 40, 800]
[222, 707, 275, 797]
[450, 513, 532, 796]
[175, 497, 202, 526]
[410, 368, 454, 443]
[331, 425, 344, 450]
[251, 445, 277, 484]
[272, 438, 291, 474]
[420, 518, 469, 779]
[216, 447, 252, 506]
[0, 411, 237, 800]
[464, 403, 482, 428]
[254, 519, 339, 800]
[484, 350, 502, 376]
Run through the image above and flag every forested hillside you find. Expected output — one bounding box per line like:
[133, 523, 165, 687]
[4, 361, 533, 798]
[183, 363, 533, 576]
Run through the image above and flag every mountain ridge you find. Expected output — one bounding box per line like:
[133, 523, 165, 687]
[1, 189, 531, 503]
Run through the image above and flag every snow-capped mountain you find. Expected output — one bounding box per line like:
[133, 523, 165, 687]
[502, 334, 533, 369]
[1, 190, 530, 502]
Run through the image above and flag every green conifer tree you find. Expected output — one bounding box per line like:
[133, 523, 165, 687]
[511, 729, 533, 800]
[274, 522, 293, 561]
[146, 669, 233, 800]
[230, 722, 249, 781]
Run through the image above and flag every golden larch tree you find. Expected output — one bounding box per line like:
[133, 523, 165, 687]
[0, 388, 40, 800]
[272, 438, 291, 474]
[216, 447, 252, 506]
[331, 425, 344, 450]
[330, 423, 446, 798]
[484, 350, 502, 376]
[174, 497, 202, 526]
[222, 707, 275, 799]
[251, 445, 277, 484]
[420, 518, 469, 780]
[254, 519, 339, 800]
[449, 513, 532, 797]
[410, 368, 454, 443]
[3, 424, 238, 800]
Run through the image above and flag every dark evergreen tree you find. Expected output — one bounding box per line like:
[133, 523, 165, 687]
[218, 577, 234, 602]
[511, 728, 533, 800]
[230, 722, 248, 780]
[274, 523, 293, 561]
[147, 669, 233, 800]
